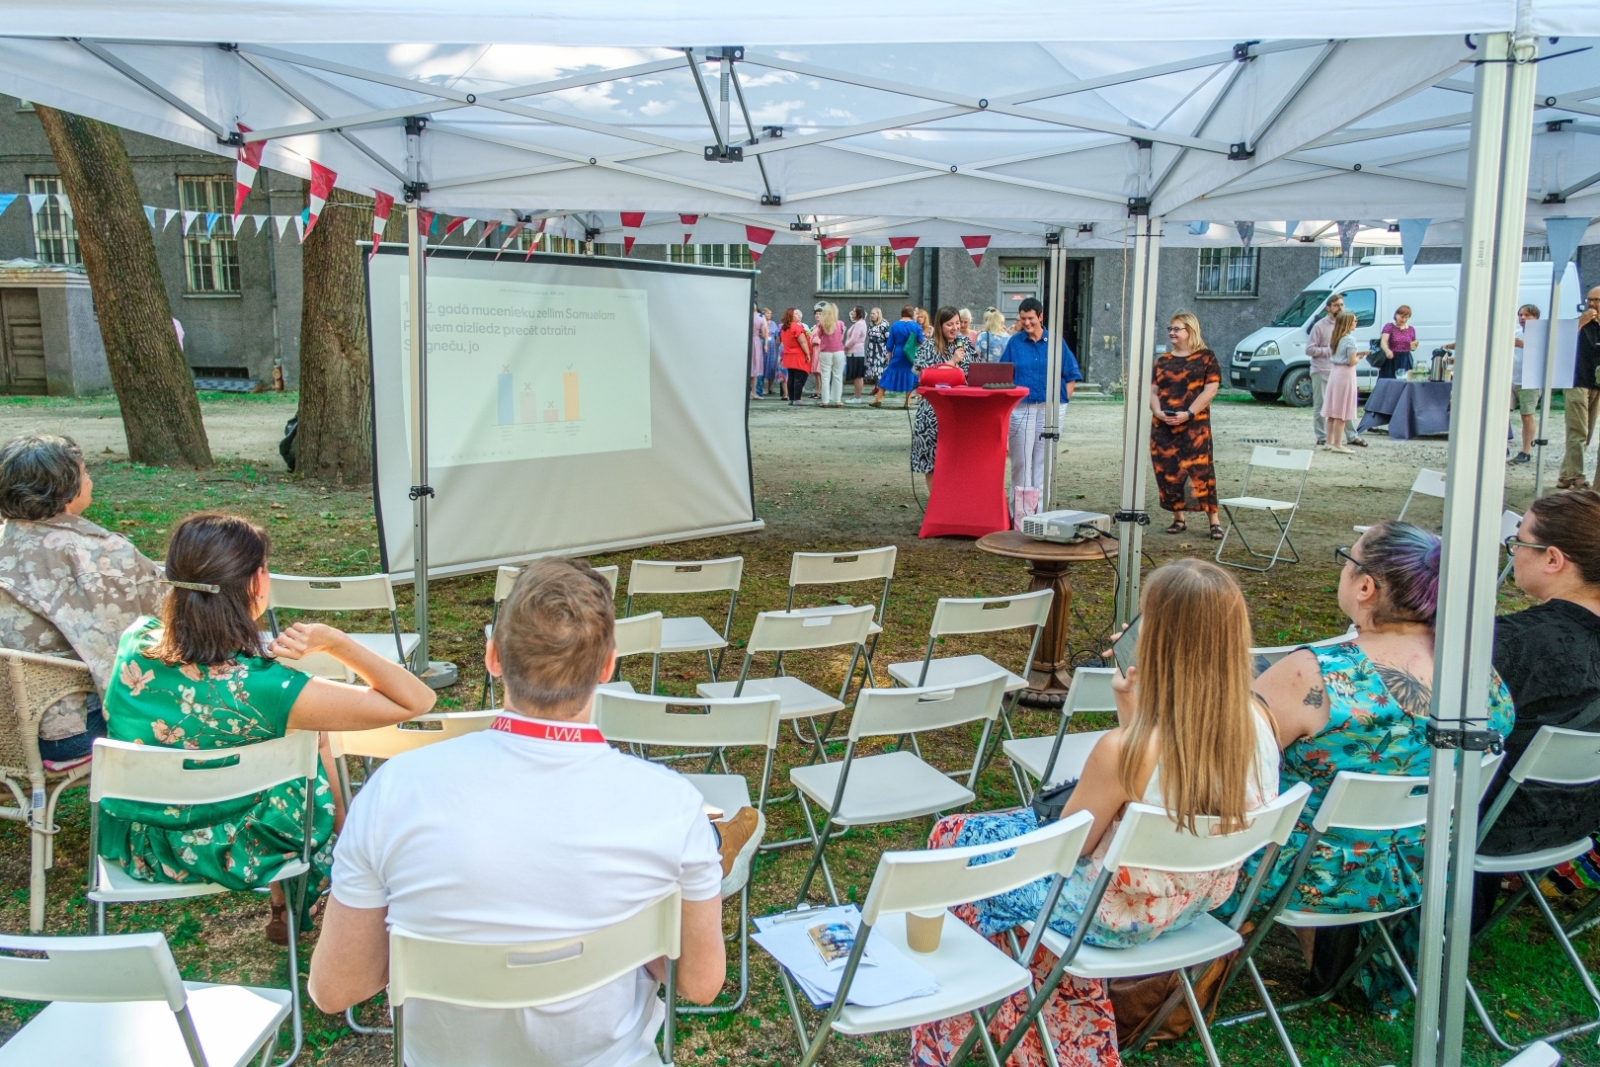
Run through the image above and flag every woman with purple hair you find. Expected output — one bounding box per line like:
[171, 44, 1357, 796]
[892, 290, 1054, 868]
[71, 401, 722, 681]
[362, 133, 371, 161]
[1232, 520, 1514, 1015]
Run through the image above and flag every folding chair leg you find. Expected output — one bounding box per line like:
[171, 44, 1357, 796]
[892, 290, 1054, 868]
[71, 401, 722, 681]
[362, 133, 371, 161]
[679, 883, 751, 1015]
[1373, 919, 1418, 999]
[793, 796, 839, 907]
[1566, 891, 1600, 939]
[273, 876, 305, 1067]
[1467, 976, 1522, 1052]
[345, 1003, 392, 1035]
[1244, 957, 1303, 1067]
[705, 649, 718, 684]
[778, 966, 812, 1050]
[1179, 969, 1224, 1067]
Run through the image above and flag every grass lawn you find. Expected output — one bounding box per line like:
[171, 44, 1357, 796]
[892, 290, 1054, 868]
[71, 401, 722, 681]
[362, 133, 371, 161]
[0, 391, 1591, 1066]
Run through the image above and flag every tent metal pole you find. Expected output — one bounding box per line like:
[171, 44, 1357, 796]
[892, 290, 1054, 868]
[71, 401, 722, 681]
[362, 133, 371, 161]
[1114, 215, 1161, 627]
[1411, 31, 1536, 1067]
[1043, 240, 1067, 511]
[405, 201, 431, 678]
[1534, 271, 1562, 498]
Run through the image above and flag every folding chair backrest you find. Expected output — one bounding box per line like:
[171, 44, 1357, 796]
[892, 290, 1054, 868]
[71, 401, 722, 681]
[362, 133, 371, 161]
[335, 711, 499, 761]
[788, 547, 897, 588]
[627, 557, 743, 596]
[1510, 725, 1600, 787]
[388, 888, 680, 1009]
[495, 563, 618, 605]
[1251, 628, 1356, 669]
[848, 674, 1009, 741]
[268, 572, 397, 613]
[860, 810, 1094, 925]
[746, 605, 875, 654]
[1101, 781, 1312, 874]
[594, 690, 783, 750]
[615, 612, 664, 658]
[1063, 668, 1117, 716]
[0, 931, 186, 1010]
[1248, 446, 1315, 472]
[1410, 468, 1448, 501]
[88, 733, 318, 806]
[1499, 509, 1523, 542]
[928, 588, 1053, 637]
[1312, 771, 1431, 834]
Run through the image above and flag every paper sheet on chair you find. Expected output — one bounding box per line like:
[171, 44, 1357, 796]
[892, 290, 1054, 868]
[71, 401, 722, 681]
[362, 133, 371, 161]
[753, 905, 938, 1007]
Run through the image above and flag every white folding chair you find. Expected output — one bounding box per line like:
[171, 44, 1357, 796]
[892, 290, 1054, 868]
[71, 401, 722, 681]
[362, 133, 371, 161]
[0, 930, 292, 1067]
[85, 733, 319, 1067]
[886, 588, 1053, 742]
[481, 564, 618, 707]
[1250, 628, 1358, 674]
[1498, 508, 1522, 586]
[594, 688, 783, 1014]
[782, 547, 897, 695]
[267, 572, 419, 669]
[782, 810, 1096, 1067]
[1216, 446, 1315, 572]
[1353, 468, 1446, 534]
[1001, 667, 1116, 804]
[624, 557, 743, 683]
[964, 783, 1313, 1067]
[389, 888, 683, 1067]
[1469, 726, 1600, 1052]
[791, 673, 1010, 907]
[698, 605, 876, 766]
[0, 649, 97, 932]
[598, 612, 667, 695]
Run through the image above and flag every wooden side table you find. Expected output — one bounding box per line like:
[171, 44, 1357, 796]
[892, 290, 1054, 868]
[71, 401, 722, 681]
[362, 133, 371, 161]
[975, 529, 1119, 708]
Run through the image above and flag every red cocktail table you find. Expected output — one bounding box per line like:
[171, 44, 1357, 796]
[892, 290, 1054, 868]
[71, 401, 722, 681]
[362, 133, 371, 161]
[917, 384, 1028, 538]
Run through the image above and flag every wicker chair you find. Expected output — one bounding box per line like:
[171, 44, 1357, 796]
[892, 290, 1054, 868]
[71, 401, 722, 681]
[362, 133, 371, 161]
[0, 648, 97, 932]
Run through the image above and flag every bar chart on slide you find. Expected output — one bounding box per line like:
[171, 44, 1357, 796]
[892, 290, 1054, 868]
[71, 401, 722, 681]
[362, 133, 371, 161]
[497, 370, 582, 426]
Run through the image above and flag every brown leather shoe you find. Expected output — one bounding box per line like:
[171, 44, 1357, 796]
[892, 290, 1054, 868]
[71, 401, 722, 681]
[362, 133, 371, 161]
[265, 902, 289, 946]
[716, 807, 760, 879]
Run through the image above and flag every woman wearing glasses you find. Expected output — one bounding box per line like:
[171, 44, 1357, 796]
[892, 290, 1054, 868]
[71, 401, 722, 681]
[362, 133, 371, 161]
[1474, 489, 1600, 926]
[1234, 521, 1514, 1015]
[1149, 312, 1223, 538]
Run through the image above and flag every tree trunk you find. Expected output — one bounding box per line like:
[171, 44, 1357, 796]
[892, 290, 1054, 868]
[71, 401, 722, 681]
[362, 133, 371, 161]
[34, 106, 212, 467]
[295, 184, 373, 485]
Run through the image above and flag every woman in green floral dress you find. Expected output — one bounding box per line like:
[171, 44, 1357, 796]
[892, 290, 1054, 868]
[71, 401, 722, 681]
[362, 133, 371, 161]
[100, 512, 436, 942]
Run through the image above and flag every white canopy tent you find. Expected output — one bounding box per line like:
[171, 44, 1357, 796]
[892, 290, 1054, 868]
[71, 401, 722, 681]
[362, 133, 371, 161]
[1, 7, 1598, 1065]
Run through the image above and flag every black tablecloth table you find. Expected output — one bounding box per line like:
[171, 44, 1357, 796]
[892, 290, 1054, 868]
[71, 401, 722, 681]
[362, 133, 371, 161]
[1358, 379, 1452, 440]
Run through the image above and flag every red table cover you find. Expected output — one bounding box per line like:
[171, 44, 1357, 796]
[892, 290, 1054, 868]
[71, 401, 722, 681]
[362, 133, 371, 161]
[917, 385, 1028, 538]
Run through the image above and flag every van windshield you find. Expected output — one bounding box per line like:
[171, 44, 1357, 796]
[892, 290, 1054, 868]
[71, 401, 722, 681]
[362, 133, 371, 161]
[1273, 290, 1332, 327]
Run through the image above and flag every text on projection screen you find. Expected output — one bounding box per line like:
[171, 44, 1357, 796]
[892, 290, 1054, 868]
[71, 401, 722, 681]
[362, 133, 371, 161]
[400, 277, 651, 466]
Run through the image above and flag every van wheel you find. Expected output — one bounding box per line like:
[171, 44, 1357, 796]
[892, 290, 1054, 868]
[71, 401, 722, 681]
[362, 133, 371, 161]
[1250, 391, 1278, 403]
[1281, 367, 1314, 408]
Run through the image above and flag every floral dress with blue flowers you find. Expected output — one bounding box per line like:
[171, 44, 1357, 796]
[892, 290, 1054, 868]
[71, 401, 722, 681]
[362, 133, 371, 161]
[97, 617, 335, 893]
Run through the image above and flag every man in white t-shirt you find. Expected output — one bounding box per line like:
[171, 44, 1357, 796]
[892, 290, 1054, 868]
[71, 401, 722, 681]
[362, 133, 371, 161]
[308, 558, 728, 1067]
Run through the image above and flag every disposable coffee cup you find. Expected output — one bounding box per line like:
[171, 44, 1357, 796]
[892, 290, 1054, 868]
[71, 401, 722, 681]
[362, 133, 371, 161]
[905, 908, 946, 953]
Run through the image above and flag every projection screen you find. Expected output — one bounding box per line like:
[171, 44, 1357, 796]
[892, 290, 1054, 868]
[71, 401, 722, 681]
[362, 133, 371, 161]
[367, 247, 760, 580]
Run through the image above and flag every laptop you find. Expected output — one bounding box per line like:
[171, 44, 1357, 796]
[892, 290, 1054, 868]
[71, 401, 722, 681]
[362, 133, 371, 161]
[967, 362, 1015, 388]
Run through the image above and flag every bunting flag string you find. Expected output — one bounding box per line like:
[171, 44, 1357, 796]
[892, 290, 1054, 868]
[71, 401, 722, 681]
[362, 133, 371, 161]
[496, 220, 525, 260]
[182, 210, 199, 234]
[745, 225, 774, 263]
[302, 161, 337, 241]
[415, 210, 434, 241]
[959, 234, 990, 267]
[205, 212, 222, 237]
[888, 235, 920, 268]
[26, 193, 46, 216]
[1284, 220, 1300, 239]
[443, 216, 467, 240]
[274, 214, 294, 239]
[232, 125, 263, 222]
[819, 236, 848, 263]
[619, 211, 645, 255]
[0, 194, 17, 219]
[1397, 218, 1431, 273]
[142, 204, 156, 228]
[523, 217, 548, 261]
[370, 190, 394, 259]
[163, 208, 179, 231]
[294, 211, 307, 242]
[679, 214, 698, 245]
[1235, 221, 1254, 251]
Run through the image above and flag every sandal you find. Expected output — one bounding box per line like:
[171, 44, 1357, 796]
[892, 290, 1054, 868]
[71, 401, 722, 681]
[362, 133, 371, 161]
[265, 902, 289, 945]
[1210, 524, 1226, 541]
[1165, 519, 1187, 534]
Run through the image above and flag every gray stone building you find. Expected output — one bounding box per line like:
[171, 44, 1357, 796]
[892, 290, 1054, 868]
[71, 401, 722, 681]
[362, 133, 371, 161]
[2, 93, 1593, 398]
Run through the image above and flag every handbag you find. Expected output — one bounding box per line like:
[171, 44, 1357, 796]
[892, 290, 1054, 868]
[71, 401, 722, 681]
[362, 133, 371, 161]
[1030, 777, 1077, 822]
[1109, 921, 1254, 1049]
[1367, 339, 1388, 370]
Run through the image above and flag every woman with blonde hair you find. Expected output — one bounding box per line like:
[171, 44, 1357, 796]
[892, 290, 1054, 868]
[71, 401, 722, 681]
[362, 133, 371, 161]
[810, 301, 846, 407]
[1150, 310, 1224, 538]
[911, 558, 1280, 1066]
[958, 307, 978, 344]
[1322, 309, 1361, 453]
[975, 306, 1009, 362]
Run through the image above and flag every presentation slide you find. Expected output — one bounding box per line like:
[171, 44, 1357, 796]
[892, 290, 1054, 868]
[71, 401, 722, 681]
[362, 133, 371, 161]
[367, 249, 759, 580]
[399, 277, 653, 467]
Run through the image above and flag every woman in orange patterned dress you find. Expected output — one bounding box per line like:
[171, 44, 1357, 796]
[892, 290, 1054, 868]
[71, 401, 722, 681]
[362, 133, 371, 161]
[1149, 312, 1223, 539]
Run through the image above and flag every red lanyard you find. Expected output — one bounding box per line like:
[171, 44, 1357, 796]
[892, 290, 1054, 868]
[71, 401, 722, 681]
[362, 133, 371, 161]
[490, 715, 607, 744]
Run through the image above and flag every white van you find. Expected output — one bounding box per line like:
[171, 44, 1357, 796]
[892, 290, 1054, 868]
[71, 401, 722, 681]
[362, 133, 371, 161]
[1229, 255, 1582, 405]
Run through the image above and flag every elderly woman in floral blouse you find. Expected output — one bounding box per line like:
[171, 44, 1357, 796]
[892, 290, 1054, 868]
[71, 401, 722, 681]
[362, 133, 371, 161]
[0, 433, 165, 769]
[100, 512, 436, 943]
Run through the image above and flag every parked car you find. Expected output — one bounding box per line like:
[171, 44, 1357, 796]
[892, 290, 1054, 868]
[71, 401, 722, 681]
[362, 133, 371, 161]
[1230, 255, 1582, 406]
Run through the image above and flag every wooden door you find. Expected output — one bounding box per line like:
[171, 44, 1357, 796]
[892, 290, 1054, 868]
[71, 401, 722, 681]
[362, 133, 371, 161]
[0, 289, 47, 395]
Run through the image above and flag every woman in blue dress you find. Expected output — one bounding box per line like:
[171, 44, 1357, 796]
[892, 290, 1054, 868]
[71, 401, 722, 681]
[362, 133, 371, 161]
[1238, 520, 1514, 1015]
[871, 304, 923, 408]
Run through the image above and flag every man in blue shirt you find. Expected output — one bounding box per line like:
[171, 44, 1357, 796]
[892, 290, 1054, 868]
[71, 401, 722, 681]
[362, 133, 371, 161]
[1000, 297, 1083, 507]
[873, 304, 926, 408]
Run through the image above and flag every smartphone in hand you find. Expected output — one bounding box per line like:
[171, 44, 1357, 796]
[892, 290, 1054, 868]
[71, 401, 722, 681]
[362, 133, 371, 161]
[1111, 616, 1141, 674]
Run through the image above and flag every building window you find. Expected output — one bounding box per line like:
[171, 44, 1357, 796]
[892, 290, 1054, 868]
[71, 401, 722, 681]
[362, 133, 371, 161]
[27, 176, 79, 266]
[178, 175, 240, 293]
[816, 245, 906, 294]
[1000, 261, 1039, 287]
[670, 244, 753, 270]
[1196, 247, 1258, 297]
[1522, 245, 1552, 262]
[1318, 245, 1390, 273]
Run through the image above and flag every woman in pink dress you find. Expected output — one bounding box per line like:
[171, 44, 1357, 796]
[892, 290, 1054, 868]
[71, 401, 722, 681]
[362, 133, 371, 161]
[1321, 310, 1360, 454]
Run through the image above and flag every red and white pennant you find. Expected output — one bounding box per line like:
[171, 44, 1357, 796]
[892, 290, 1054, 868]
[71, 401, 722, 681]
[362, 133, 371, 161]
[888, 236, 920, 268]
[620, 212, 645, 255]
[232, 125, 264, 222]
[819, 236, 849, 263]
[745, 226, 775, 263]
[302, 161, 337, 242]
[960, 235, 991, 268]
[369, 190, 394, 259]
[679, 214, 699, 245]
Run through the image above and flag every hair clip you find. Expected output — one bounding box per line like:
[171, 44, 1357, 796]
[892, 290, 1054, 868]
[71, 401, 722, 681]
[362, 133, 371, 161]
[166, 579, 221, 594]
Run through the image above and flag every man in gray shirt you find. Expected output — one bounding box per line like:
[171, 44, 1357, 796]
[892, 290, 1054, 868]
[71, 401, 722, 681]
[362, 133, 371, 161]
[1305, 293, 1365, 447]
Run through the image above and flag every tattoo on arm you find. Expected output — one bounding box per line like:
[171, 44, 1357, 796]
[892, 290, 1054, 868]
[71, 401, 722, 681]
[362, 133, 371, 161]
[1303, 685, 1326, 708]
[1375, 665, 1434, 719]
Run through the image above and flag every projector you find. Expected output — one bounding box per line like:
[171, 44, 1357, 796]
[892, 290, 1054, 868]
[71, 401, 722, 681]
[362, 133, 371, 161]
[1020, 509, 1113, 543]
